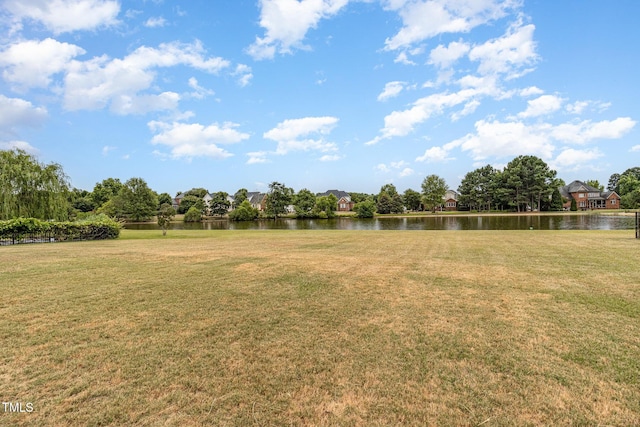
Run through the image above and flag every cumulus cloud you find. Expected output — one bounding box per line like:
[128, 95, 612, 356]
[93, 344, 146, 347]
[246, 151, 270, 164]
[63, 41, 230, 114]
[0, 38, 85, 90]
[428, 40, 470, 68]
[520, 86, 544, 97]
[434, 116, 635, 165]
[377, 81, 405, 101]
[375, 160, 413, 177]
[517, 94, 564, 118]
[148, 120, 250, 159]
[384, 0, 516, 51]
[448, 120, 556, 161]
[233, 64, 253, 87]
[551, 148, 603, 170]
[186, 77, 215, 99]
[468, 20, 538, 77]
[0, 140, 38, 153]
[3, 0, 121, 34]
[319, 154, 341, 162]
[247, 0, 350, 60]
[0, 95, 48, 131]
[550, 117, 636, 144]
[416, 146, 455, 163]
[631, 145, 640, 152]
[366, 85, 498, 145]
[263, 116, 339, 155]
[144, 16, 167, 28]
[399, 167, 415, 177]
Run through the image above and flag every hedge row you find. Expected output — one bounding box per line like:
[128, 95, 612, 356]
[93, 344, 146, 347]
[0, 215, 121, 241]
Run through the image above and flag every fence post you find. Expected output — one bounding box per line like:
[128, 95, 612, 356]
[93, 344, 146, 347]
[636, 212, 639, 239]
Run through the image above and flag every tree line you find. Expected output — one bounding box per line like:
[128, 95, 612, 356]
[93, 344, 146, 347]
[2, 149, 640, 224]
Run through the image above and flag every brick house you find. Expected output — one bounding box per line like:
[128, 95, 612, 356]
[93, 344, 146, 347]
[559, 180, 621, 210]
[318, 190, 354, 211]
[442, 189, 459, 211]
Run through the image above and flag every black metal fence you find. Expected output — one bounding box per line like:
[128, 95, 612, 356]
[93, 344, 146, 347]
[636, 212, 639, 239]
[0, 232, 59, 246]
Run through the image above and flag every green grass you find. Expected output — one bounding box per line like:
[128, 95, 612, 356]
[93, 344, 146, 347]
[1, 230, 639, 426]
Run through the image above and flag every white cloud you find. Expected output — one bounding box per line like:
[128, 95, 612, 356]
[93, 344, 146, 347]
[399, 167, 415, 177]
[0, 140, 38, 153]
[144, 17, 166, 28]
[102, 145, 116, 156]
[63, 41, 230, 114]
[375, 163, 390, 173]
[631, 145, 640, 153]
[517, 94, 564, 118]
[441, 116, 636, 164]
[468, 21, 538, 77]
[3, 0, 121, 34]
[451, 99, 480, 121]
[187, 77, 215, 99]
[384, 0, 516, 51]
[375, 160, 412, 175]
[319, 154, 341, 162]
[394, 52, 416, 65]
[519, 86, 544, 97]
[551, 148, 603, 171]
[377, 81, 405, 101]
[367, 86, 496, 144]
[263, 116, 339, 155]
[233, 64, 253, 87]
[450, 119, 556, 161]
[148, 120, 250, 159]
[550, 118, 636, 144]
[428, 40, 470, 68]
[0, 95, 48, 131]
[565, 100, 589, 115]
[247, 0, 350, 60]
[0, 38, 85, 90]
[416, 146, 454, 163]
[247, 151, 270, 164]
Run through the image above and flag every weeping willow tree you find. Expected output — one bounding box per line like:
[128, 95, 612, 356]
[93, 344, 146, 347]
[0, 149, 70, 220]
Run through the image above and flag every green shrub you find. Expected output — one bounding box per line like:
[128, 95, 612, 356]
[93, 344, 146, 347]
[354, 200, 376, 218]
[229, 200, 259, 221]
[0, 215, 120, 241]
[184, 206, 202, 222]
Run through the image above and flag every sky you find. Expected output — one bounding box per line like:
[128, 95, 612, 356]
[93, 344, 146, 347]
[0, 0, 638, 196]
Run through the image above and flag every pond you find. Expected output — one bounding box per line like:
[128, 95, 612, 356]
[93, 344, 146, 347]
[124, 214, 635, 231]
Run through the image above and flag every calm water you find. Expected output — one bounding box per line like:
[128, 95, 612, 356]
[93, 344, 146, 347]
[125, 214, 635, 231]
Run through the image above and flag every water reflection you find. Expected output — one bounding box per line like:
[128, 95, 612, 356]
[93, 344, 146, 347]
[125, 214, 634, 231]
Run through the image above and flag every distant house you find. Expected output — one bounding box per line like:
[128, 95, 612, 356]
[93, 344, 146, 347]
[318, 190, 354, 211]
[559, 180, 620, 210]
[202, 193, 213, 208]
[173, 192, 185, 211]
[442, 189, 459, 211]
[226, 195, 235, 212]
[247, 192, 267, 211]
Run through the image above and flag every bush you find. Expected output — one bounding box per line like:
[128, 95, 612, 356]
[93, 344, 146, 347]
[354, 200, 376, 218]
[229, 200, 259, 221]
[184, 206, 202, 222]
[0, 215, 120, 241]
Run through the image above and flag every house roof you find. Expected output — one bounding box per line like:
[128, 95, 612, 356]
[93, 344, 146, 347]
[318, 190, 351, 200]
[559, 180, 601, 199]
[564, 180, 601, 193]
[248, 193, 266, 204]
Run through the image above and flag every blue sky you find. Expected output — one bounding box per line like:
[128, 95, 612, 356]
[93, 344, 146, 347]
[1, 0, 638, 196]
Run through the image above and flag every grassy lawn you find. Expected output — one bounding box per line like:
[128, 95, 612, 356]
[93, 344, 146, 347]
[1, 230, 639, 426]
